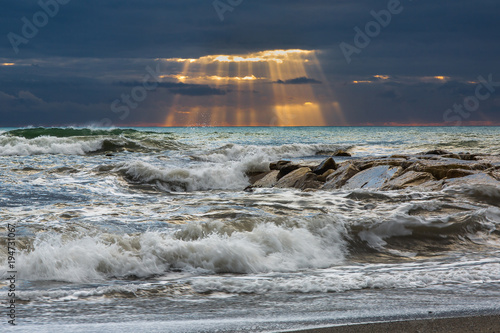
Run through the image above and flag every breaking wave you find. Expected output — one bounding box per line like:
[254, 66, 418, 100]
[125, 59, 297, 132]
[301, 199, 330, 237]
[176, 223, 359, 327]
[2, 217, 347, 283]
[194, 143, 352, 162]
[0, 127, 185, 155]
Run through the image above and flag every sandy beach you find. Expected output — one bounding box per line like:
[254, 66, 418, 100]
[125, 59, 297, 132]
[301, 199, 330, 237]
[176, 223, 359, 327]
[283, 315, 500, 333]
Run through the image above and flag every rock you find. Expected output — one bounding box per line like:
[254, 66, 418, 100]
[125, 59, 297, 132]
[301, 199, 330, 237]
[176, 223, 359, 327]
[270, 160, 291, 170]
[321, 163, 360, 189]
[383, 171, 435, 190]
[317, 169, 335, 182]
[275, 167, 311, 188]
[334, 150, 351, 157]
[312, 157, 337, 175]
[390, 154, 409, 159]
[247, 171, 269, 184]
[458, 153, 477, 161]
[409, 160, 491, 180]
[416, 179, 445, 191]
[252, 170, 279, 188]
[277, 164, 301, 180]
[294, 172, 323, 190]
[446, 169, 476, 179]
[444, 173, 500, 187]
[354, 158, 408, 171]
[423, 149, 452, 155]
[343, 165, 401, 190]
[442, 154, 462, 160]
[490, 171, 500, 181]
[316, 149, 352, 157]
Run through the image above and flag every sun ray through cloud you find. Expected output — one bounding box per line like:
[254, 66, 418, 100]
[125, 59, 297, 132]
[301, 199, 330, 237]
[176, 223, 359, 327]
[160, 49, 340, 126]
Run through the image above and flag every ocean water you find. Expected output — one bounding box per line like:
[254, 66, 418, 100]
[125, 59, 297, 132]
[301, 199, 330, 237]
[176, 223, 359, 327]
[1, 126, 500, 332]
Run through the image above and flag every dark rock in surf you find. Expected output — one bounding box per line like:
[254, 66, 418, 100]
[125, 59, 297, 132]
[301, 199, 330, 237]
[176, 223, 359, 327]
[277, 164, 301, 180]
[295, 172, 323, 190]
[333, 150, 351, 157]
[321, 163, 360, 189]
[247, 171, 269, 184]
[312, 157, 337, 175]
[423, 149, 452, 155]
[252, 170, 279, 188]
[458, 153, 477, 161]
[275, 167, 311, 188]
[317, 169, 335, 182]
[446, 169, 475, 179]
[382, 171, 435, 190]
[270, 160, 292, 170]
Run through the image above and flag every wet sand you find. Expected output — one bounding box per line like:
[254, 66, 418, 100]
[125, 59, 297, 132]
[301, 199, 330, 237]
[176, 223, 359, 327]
[282, 315, 500, 333]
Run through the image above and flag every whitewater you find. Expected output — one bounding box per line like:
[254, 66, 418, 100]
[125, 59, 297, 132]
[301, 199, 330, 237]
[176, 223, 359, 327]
[0, 126, 499, 332]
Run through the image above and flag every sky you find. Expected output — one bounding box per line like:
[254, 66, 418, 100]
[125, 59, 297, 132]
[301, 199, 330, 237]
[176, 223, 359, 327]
[1, 0, 499, 127]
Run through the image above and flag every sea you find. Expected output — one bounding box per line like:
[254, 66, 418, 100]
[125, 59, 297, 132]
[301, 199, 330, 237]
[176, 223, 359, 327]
[1, 126, 500, 332]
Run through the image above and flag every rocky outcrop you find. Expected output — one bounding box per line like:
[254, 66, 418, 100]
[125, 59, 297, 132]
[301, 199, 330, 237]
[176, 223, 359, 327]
[245, 153, 500, 192]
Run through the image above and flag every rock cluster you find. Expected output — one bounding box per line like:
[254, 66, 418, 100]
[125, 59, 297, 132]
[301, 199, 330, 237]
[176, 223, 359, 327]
[246, 151, 500, 192]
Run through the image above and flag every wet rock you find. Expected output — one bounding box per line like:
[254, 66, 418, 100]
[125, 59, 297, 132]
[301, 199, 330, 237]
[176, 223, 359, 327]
[390, 154, 409, 159]
[312, 157, 337, 175]
[333, 150, 351, 157]
[317, 169, 335, 182]
[277, 164, 301, 180]
[446, 169, 476, 179]
[316, 149, 352, 157]
[343, 165, 401, 190]
[417, 179, 445, 191]
[294, 172, 323, 190]
[354, 158, 408, 171]
[458, 153, 477, 161]
[444, 173, 500, 187]
[270, 160, 292, 170]
[423, 149, 452, 155]
[409, 160, 491, 180]
[275, 167, 311, 188]
[442, 154, 462, 160]
[252, 170, 279, 188]
[247, 171, 269, 184]
[321, 163, 360, 189]
[490, 171, 500, 181]
[383, 171, 435, 190]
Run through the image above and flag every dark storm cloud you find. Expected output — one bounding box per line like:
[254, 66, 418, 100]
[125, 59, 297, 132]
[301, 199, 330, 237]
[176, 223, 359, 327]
[274, 77, 322, 85]
[0, 0, 499, 126]
[116, 81, 227, 96]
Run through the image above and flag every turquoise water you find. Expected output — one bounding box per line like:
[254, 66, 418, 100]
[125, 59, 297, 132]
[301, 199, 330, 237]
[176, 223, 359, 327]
[1, 126, 500, 332]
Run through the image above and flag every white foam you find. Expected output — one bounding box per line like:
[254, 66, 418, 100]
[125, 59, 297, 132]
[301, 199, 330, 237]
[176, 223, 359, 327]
[117, 158, 263, 191]
[198, 143, 347, 163]
[0, 136, 104, 155]
[191, 256, 500, 294]
[2, 217, 347, 283]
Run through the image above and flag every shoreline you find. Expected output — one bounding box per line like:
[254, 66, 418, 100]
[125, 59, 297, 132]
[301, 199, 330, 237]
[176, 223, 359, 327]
[281, 314, 500, 333]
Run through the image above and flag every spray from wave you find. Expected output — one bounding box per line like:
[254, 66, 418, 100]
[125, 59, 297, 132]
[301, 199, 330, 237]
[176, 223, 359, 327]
[1, 217, 347, 283]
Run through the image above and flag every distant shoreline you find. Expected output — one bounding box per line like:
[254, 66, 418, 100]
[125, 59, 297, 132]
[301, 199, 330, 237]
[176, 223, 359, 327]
[281, 314, 500, 333]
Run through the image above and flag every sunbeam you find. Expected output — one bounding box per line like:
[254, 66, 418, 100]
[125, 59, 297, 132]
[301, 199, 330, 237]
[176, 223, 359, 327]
[161, 49, 341, 126]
